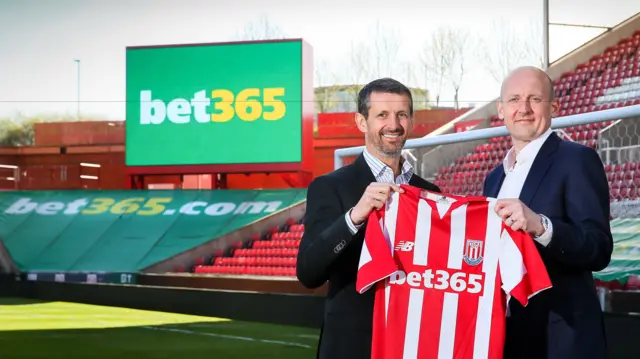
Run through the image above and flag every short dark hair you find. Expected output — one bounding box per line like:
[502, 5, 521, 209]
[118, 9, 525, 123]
[357, 77, 414, 119]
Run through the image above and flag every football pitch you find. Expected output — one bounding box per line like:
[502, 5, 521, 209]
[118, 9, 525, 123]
[0, 297, 319, 358]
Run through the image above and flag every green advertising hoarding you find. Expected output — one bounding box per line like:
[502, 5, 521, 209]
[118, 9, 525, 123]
[0, 189, 306, 272]
[125, 40, 308, 169]
[592, 218, 640, 284]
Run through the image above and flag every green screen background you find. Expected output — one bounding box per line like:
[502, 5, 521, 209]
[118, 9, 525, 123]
[125, 41, 303, 166]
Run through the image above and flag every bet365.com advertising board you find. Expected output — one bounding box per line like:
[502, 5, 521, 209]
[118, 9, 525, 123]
[125, 39, 313, 173]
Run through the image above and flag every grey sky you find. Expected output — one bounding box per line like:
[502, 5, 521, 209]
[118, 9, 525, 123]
[0, 0, 637, 120]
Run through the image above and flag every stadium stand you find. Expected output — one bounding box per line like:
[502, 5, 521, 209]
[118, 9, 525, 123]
[194, 30, 640, 279]
[193, 217, 303, 276]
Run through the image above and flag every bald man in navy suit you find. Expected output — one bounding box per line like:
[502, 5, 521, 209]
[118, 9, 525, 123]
[483, 66, 613, 359]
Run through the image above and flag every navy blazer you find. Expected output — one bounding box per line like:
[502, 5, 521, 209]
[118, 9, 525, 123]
[483, 131, 613, 359]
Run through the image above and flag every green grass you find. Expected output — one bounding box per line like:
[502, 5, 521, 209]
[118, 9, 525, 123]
[0, 297, 319, 359]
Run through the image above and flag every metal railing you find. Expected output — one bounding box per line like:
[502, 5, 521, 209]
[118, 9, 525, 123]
[334, 104, 640, 170]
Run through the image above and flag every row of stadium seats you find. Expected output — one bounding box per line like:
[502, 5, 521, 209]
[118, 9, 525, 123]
[434, 30, 640, 200]
[191, 217, 303, 277]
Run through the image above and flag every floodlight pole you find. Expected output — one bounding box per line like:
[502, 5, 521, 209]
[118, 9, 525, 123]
[543, 0, 550, 70]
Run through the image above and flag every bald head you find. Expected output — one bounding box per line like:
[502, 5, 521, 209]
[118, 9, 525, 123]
[496, 65, 560, 153]
[500, 66, 556, 102]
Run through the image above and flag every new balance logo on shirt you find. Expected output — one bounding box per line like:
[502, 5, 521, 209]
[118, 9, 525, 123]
[395, 241, 415, 252]
[356, 184, 552, 359]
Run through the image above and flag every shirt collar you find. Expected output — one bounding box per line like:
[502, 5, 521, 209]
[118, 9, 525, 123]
[503, 128, 553, 173]
[363, 148, 414, 180]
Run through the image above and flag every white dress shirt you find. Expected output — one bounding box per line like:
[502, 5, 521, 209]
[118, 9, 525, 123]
[497, 128, 554, 246]
[345, 149, 414, 234]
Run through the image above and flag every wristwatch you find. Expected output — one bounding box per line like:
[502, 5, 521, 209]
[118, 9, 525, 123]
[535, 214, 550, 238]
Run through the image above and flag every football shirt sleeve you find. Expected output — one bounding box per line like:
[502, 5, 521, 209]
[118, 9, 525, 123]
[498, 226, 553, 307]
[356, 207, 397, 294]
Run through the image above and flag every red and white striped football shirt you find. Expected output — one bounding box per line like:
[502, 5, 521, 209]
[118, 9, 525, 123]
[356, 184, 552, 359]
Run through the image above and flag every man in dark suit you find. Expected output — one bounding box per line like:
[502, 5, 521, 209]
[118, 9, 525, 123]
[296, 78, 440, 359]
[483, 66, 613, 359]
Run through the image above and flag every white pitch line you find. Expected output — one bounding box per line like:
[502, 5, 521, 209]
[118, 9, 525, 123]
[295, 334, 320, 339]
[140, 325, 312, 349]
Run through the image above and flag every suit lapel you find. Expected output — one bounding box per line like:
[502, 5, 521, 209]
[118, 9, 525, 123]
[408, 175, 421, 187]
[487, 165, 506, 198]
[519, 132, 561, 206]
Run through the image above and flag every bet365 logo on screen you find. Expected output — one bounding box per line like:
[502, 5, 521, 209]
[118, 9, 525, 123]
[139, 88, 286, 124]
